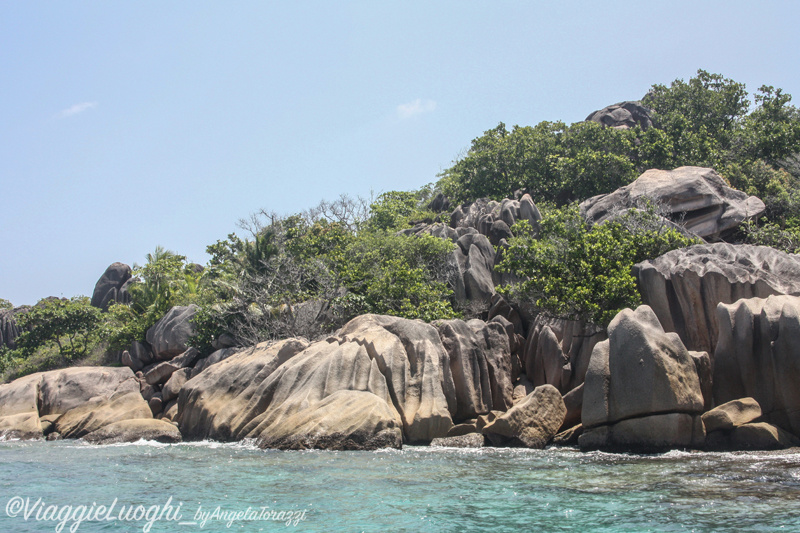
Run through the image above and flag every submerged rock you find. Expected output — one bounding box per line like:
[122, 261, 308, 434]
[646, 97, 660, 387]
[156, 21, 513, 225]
[83, 418, 182, 445]
[430, 433, 485, 448]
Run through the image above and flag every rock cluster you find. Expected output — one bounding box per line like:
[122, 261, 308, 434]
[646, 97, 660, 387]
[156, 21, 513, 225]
[400, 194, 541, 307]
[0, 367, 178, 444]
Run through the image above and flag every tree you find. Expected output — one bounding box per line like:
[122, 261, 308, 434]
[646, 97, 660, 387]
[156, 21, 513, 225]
[13, 297, 101, 363]
[643, 69, 749, 166]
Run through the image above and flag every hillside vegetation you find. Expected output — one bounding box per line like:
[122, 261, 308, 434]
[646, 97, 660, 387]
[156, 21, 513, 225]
[2, 69, 799, 381]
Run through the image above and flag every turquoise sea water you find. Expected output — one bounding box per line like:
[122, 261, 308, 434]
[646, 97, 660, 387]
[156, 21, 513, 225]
[1, 440, 799, 532]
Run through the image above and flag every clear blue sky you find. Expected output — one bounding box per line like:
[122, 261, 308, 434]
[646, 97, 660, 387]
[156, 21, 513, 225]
[2, 1, 799, 306]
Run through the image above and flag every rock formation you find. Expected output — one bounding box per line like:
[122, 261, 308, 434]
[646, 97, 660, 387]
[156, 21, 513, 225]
[482, 384, 565, 448]
[0, 367, 151, 441]
[714, 295, 800, 437]
[585, 101, 653, 130]
[145, 305, 199, 360]
[436, 318, 513, 421]
[522, 316, 607, 394]
[0, 306, 28, 349]
[635, 243, 800, 354]
[580, 306, 706, 451]
[581, 166, 765, 241]
[90, 262, 132, 310]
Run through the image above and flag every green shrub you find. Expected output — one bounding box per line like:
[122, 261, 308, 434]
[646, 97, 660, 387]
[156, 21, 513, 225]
[498, 204, 698, 326]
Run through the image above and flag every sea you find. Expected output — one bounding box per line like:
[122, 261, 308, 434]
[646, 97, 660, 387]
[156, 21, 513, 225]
[1, 440, 799, 532]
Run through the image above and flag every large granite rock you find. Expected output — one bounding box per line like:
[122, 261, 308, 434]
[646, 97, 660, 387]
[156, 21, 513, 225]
[145, 305, 199, 360]
[635, 243, 800, 354]
[482, 384, 566, 448]
[181, 314, 468, 446]
[83, 418, 182, 445]
[0, 306, 28, 349]
[436, 318, 513, 421]
[702, 397, 762, 433]
[585, 101, 653, 130]
[90, 262, 132, 310]
[0, 367, 144, 441]
[0, 373, 44, 440]
[580, 305, 705, 451]
[54, 391, 152, 439]
[37, 367, 141, 416]
[522, 316, 607, 393]
[581, 166, 765, 241]
[178, 338, 310, 441]
[256, 390, 402, 451]
[714, 295, 800, 436]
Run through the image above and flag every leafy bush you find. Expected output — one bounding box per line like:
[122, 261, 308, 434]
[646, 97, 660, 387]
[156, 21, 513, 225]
[498, 204, 698, 326]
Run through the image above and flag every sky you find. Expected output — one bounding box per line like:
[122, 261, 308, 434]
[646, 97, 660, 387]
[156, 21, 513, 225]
[2, 1, 799, 306]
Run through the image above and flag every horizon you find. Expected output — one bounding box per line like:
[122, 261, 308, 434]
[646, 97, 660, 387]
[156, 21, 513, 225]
[2, 1, 800, 306]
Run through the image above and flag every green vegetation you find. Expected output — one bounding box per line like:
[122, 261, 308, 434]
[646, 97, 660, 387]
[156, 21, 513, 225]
[437, 70, 800, 251]
[498, 205, 699, 326]
[4, 69, 800, 381]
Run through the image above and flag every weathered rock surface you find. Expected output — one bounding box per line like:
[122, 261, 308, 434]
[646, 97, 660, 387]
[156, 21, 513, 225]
[585, 101, 653, 130]
[706, 422, 800, 451]
[0, 373, 44, 439]
[436, 318, 513, 421]
[523, 316, 607, 393]
[580, 306, 705, 451]
[431, 433, 485, 448]
[178, 338, 309, 440]
[256, 390, 402, 451]
[144, 348, 200, 386]
[0, 306, 28, 349]
[161, 368, 191, 404]
[90, 262, 132, 310]
[635, 243, 800, 354]
[54, 391, 152, 439]
[0, 367, 142, 440]
[190, 348, 240, 378]
[714, 295, 800, 436]
[581, 413, 705, 452]
[180, 314, 471, 446]
[702, 397, 762, 433]
[145, 305, 199, 360]
[482, 384, 566, 448]
[581, 166, 765, 241]
[83, 418, 182, 445]
[37, 367, 141, 416]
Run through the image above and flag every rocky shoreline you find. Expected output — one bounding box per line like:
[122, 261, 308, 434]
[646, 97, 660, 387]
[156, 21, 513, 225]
[2, 166, 800, 453]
